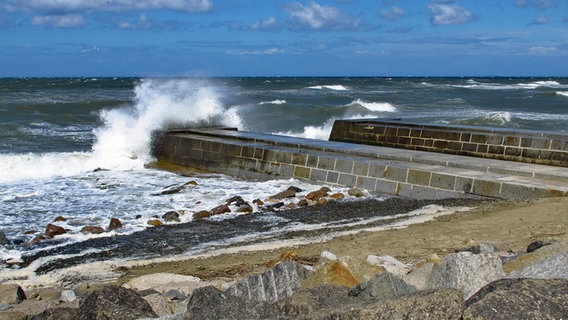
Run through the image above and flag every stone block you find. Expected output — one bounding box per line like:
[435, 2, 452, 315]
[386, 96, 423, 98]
[326, 171, 339, 184]
[317, 157, 335, 170]
[407, 169, 431, 186]
[352, 162, 369, 176]
[335, 158, 354, 174]
[337, 173, 357, 187]
[427, 252, 505, 299]
[348, 272, 416, 299]
[309, 168, 328, 182]
[293, 166, 310, 180]
[430, 172, 456, 190]
[384, 166, 408, 182]
[291, 152, 307, 166]
[355, 176, 377, 190]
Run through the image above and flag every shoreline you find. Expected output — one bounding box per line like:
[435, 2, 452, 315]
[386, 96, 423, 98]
[117, 196, 567, 284]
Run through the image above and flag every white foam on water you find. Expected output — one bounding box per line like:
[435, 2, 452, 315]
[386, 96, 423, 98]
[258, 99, 287, 105]
[346, 99, 398, 112]
[307, 85, 348, 91]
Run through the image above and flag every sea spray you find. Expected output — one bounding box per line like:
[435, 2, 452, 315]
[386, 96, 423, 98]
[92, 78, 243, 169]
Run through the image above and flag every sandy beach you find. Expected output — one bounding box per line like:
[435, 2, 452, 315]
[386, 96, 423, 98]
[116, 196, 568, 284]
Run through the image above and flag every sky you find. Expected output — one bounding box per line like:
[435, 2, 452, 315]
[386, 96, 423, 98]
[1, 0, 567, 77]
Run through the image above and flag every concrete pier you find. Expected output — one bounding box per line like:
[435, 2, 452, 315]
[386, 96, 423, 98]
[152, 123, 568, 200]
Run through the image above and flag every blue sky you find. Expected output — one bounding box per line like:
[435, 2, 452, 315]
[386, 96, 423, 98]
[1, 0, 567, 77]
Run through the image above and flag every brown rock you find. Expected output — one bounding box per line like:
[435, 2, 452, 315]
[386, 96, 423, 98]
[297, 199, 309, 206]
[0, 284, 26, 304]
[317, 198, 328, 205]
[252, 199, 264, 206]
[184, 180, 199, 186]
[147, 220, 163, 227]
[210, 204, 231, 216]
[80, 226, 104, 234]
[330, 193, 345, 199]
[53, 216, 66, 222]
[108, 218, 123, 231]
[193, 210, 212, 220]
[44, 224, 66, 238]
[237, 204, 254, 214]
[28, 235, 46, 246]
[306, 187, 331, 201]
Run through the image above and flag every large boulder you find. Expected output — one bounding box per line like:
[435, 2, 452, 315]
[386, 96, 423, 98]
[427, 251, 505, 299]
[226, 261, 311, 303]
[508, 252, 568, 279]
[44, 224, 66, 238]
[464, 278, 568, 319]
[78, 285, 157, 320]
[275, 284, 349, 318]
[184, 286, 276, 320]
[27, 307, 80, 320]
[126, 273, 205, 296]
[365, 255, 411, 277]
[0, 284, 26, 305]
[302, 255, 384, 289]
[348, 272, 416, 300]
[0, 230, 8, 245]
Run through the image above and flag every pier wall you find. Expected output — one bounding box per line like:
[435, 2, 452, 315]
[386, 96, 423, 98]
[329, 119, 568, 167]
[152, 125, 568, 200]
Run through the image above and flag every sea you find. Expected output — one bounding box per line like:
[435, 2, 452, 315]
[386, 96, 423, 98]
[1, 77, 567, 273]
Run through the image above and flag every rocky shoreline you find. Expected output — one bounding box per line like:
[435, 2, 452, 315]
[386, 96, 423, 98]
[1, 196, 567, 319]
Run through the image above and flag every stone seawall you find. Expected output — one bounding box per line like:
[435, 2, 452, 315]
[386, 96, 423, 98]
[151, 125, 568, 200]
[329, 119, 568, 167]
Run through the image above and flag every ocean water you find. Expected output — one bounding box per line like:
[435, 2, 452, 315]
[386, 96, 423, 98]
[1, 77, 567, 270]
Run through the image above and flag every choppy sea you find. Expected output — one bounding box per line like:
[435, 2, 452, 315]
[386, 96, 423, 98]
[1, 77, 567, 272]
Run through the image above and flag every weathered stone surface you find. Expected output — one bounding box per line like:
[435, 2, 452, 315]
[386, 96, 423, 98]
[303, 257, 384, 289]
[27, 307, 80, 320]
[184, 286, 276, 320]
[79, 285, 157, 320]
[0, 284, 26, 305]
[162, 211, 181, 222]
[326, 288, 464, 320]
[44, 224, 66, 238]
[526, 240, 551, 253]
[464, 278, 568, 320]
[80, 226, 104, 234]
[226, 262, 311, 303]
[143, 293, 172, 317]
[126, 273, 203, 295]
[366, 254, 411, 277]
[403, 262, 434, 290]
[0, 230, 8, 245]
[269, 186, 301, 200]
[508, 252, 568, 279]
[275, 284, 350, 318]
[427, 251, 505, 299]
[147, 219, 163, 226]
[347, 188, 367, 197]
[193, 210, 211, 219]
[236, 204, 253, 213]
[503, 240, 568, 274]
[348, 272, 416, 300]
[59, 290, 77, 302]
[108, 218, 123, 231]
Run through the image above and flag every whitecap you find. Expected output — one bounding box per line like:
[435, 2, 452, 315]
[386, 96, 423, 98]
[307, 85, 348, 91]
[258, 99, 287, 105]
[346, 99, 397, 112]
[556, 91, 568, 97]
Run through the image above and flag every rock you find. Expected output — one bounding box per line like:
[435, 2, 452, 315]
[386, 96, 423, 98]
[426, 253, 441, 264]
[347, 188, 366, 197]
[193, 210, 211, 220]
[226, 262, 311, 303]
[209, 204, 231, 216]
[0, 230, 8, 245]
[53, 216, 66, 222]
[126, 273, 202, 295]
[108, 218, 123, 231]
[146, 219, 163, 227]
[163, 289, 187, 301]
[427, 251, 505, 299]
[269, 187, 300, 200]
[184, 180, 198, 186]
[0, 284, 26, 304]
[27, 307, 80, 320]
[252, 199, 264, 206]
[403, 262, 434, 290]
[59, 290, 76, 302]
[305, 187, 330, 201]
[225, 196, 247, 207]
[365, 255, 411, 277]
[275, 284, 350, 318]
[508, 252, 568, 279]
[464, 278, 568, 320]
[320, 251, 338, 261]
[79, 285, 157, 320]
[28, 235, 46, 246]
[236, 204, 253, 213]
[80, 226, 104, 234]
[44, 224, 66, 238]
[184, 286, 276, 320]
[348, 272, 416, 299]
[526, 240, 551, 253]
[154, 185, 184, 195]
[297, 199, 309, 206]
[162, 211, 181, 222]
[503, 240, 568, 274]
[142, 293, 172, 317]
[330, 192, 345, 199]
[302, 257, 384, 289]
[466, 243, 499, 254]
[316, 197, 328, 205]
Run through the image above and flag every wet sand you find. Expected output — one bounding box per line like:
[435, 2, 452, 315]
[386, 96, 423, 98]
[116, 196, 568, 284]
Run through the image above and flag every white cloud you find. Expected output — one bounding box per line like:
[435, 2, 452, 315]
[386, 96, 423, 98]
[514, 0, 557, 9]
[251, 17, 279, 30]
[2, 0, 213, 14]
[119, 13, 152, 30]
[427, 2, 477, 25]
[380, 6, 405, 21]
[530, 14, 549, 25]
[528, 46, 557, 54]
[285, 0, 362, 31]
[31, 14, 86, 28]
[228, 47, 284, 55]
